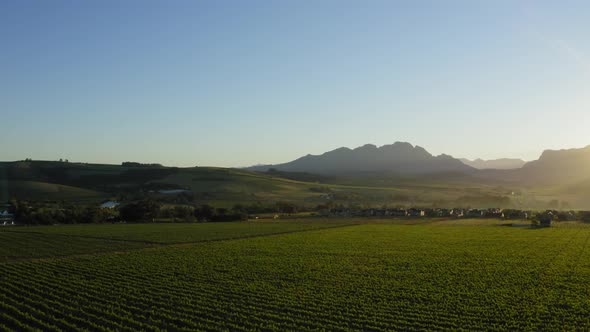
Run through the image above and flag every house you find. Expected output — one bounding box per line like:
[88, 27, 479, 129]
[407, 208, 425, 217]
[555, 211, 576, 221]
[0, 210, 15, 225]
[450, 209, 464, 218]
[434, 209, 452, 217]
[389, 208, 408, 217]
[481, 208, 503, 218]
[537, 211, 554, 227]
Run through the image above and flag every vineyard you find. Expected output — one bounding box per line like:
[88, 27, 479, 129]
[2, 220, 351, 244]
[2, 220, 590, 330]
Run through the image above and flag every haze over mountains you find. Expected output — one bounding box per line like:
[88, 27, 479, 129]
[459, 158, 526, 170]
[249, 142, 590, 185]
[2, 142, 590, 209]
[491, 145, 590, 185]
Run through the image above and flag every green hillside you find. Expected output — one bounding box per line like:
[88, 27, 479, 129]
[0, 180, 107, 202]
[1, 160, 586, 209]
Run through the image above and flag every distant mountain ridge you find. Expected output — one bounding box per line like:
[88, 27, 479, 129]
[517, 145, 590, 184]
[248, 142, 475, 175]
[472, 145, 590, 185]
[459, 158, 526, 170]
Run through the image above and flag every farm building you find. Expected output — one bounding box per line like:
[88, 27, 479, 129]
[407, 208, 425, 217]
[537, 211, 554, 227]
[0, 210, 15, 225]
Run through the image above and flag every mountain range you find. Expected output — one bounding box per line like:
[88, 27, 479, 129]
[249, 142, 590, 185]
[492, 145, 590, 185]
[2, 143, 590, 209]
[248, 142, 475, 175]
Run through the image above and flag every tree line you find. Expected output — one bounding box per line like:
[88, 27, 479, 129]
[6, 200, 304, 225]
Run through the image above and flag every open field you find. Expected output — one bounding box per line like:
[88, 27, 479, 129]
[2, 218, 590, 330]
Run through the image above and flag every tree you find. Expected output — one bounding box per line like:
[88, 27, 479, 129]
[578, 211, 590, 223]
[194, 204, 214, 222]
[215, 207, 228, 217]
[230, 204, 248, 220]
[120, 200, 160, 222]
[276, 202, 298, 215]
[172, 206, 194, 221]
[232, 204, 246, 214]
[14, 201, 33, 224]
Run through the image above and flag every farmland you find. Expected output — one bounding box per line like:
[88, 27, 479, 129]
[2, 161, 575, 209]
[2, 219, 590, 330]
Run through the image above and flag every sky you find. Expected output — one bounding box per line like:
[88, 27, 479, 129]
[1, 0, 589, 167]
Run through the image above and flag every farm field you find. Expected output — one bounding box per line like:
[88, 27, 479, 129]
[2, 219, 590, 330]
[0, 219, 352, 244]
[0, 232, 151, 262]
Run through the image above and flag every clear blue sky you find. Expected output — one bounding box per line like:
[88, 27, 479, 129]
[2, 0, 589, 167]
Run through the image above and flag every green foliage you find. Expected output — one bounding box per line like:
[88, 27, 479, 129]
[11, 201, 117, 225]
[275, 201, 299, 214]
[2, 221, 590, 330]
[119, 200, 161, 222]
[191, 204, 251, 222]
[0, 232, 149, 261]
[0, 220, 349, 246]
[578, 211, 590, 223]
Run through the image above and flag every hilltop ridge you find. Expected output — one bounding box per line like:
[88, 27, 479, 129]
[247, 142, 474, 175]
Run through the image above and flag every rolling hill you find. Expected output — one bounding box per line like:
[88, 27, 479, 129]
[0, 180, 107, 202]
[0, 160, 517, 208]
[2, 143, 590, 209]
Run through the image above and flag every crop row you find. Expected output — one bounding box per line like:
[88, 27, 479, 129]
[1, 224, 590, 330]
[1, 220, 354, 244]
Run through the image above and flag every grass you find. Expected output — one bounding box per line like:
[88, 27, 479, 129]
[2, 161, 585, 208]
[0, 161, 524, 208]
[0, 180, 107, 202]
[172, 169, 585, 208]
[2, 219, 590, 330]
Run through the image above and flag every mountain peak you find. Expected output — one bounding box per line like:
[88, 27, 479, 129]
[248, 142, 473, 175]
[355, 144, 378, 151]
[383, 141, 415, 150]
[329, 147, 351, 152]
[538, 145, 590, 161]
